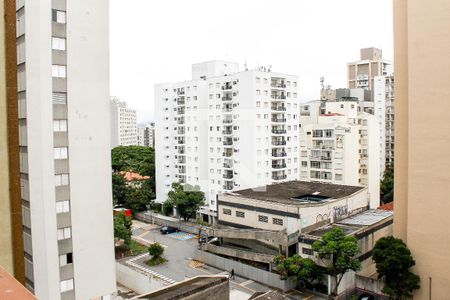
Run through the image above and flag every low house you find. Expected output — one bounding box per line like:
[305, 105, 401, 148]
[118, 171, 150, 188]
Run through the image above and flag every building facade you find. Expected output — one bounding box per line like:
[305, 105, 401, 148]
[136, 122, 154, 148]
[374, 75, 394, 174]
[347, 47, 391, 90]
[299, 101, 380, 209]
[0, 0, 24, 281]
[145, 122, 155, 148]
[16, 0, 116, 299]
[110, 97, 137, 147]
[394, 0, 450, 298]
[155, 61, 300, 219]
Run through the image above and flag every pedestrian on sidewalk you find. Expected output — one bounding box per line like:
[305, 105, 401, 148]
[230, 268, 235, 280]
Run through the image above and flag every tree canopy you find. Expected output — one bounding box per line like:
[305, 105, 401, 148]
[114, 212, 132, 247]
[166, 182, 205, 221]
[111, 146, 156, 212]
[312, 227, 361, 296]
[380, 167, 394, 204]
[373, 236, 420, 299]
[274, 254, 323, 286]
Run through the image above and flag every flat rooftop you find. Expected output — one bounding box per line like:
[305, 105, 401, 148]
[132, 275, 228, 300]
[307, 209, 393, 238]
[226, 181, 365, 206]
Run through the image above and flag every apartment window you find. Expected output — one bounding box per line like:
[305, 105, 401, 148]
[55, 174, 69, 186]
[52, 37, 66, 50]
[53, 120, 67, 132]
[56, 200, 70, 213]
[52, 10, 66, 24]
[52, 65, 66, 78]
[301, 161, 308, 167]
[60, 279, 74, 293]
[223, 208, 231, 215]
[59, 253, 73, 266]
[273, 218, 283, 226]
[258, 215, 268, 223]
[293, 82, 297, 87]
[235, 211, 245, 218]
[302, 247, 314, 255]
[54, 147, 68, 159]
[57, 227, 71, 240]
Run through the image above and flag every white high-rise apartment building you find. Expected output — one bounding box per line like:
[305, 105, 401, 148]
[137, 127, 145, 146]
[155, 61, 300, 221]
[16, 0, 116, 299]
[110, 97, 137, 147]
[145, 122, 155, 148]
[374, 75, 395, 175]
[299, 101, 380, 209]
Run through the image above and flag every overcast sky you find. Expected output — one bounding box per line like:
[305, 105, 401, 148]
[110, 0, 393, 123]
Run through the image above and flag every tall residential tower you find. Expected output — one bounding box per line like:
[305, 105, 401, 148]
[16, 0, 116, 299]
[155, 61, 300, 222]
[394, 0, 450, 298]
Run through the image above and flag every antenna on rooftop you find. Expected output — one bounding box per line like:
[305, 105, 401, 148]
[320, 76, 325, 90]
[244, 58, 248, 71]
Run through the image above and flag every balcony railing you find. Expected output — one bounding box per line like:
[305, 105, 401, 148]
[223, 119, 233, 124]
[223, 184, 233, 191]
[222, 96, 232, 101]
[177, 139, 185, 144]
[271, 118, 286, 123]
[223, 151, 233, 157]
[272, 152, 287, 157]
[272, 129, 287, 134]
[272, 163, 286, 169]
[272, 174, 287, 180]
[223, 173, 233, 179]
[271, 94, 286, 100]
[223, 107, 233, 112]
[271, 83, 286, 88]
[222, 130, 233, 135]
[271, 105, 286, 111]
[222, 83, 232, 90]
[223, 140, 233, 146]
[272, 140, 286, 146]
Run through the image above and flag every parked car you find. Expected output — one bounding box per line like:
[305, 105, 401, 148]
[160, 226, 178, 234]
[199, 236, 218, 244]
[113, 207, 132, 217]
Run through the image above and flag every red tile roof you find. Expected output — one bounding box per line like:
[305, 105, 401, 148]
[378, 202, 394, 211]
[119, 171, 150, 181]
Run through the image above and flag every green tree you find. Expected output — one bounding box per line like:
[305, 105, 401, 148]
[148, 242, 164, 259]
[114, 212, 132, 247]
[312, 227, 361, 297]
[125, 184, 155, 213]
[380, 167, 394, 204]
[167, 183, 205, 221]
[373, 236, 420, 299]
[112, 173, 128, 206]
[274, 254, 323, 286]
[111, 146, 155, 191]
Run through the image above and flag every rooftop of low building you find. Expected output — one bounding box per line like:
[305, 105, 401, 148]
[305, 209, 393, 238]
[225, 180, 365, 206]
[131, 275, 228, 300]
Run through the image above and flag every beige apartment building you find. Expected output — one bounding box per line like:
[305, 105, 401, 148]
[394, 0, 450, 299]
[347, 47, 391, 90]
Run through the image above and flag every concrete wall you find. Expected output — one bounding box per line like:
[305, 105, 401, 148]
[135, 212, 201, 235]
[116, 263, 166, 295]
[193, 250, 296, 291]
[394, 1, 450, 299]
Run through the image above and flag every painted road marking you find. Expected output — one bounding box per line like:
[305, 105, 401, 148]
[126, 254, 176, 284]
